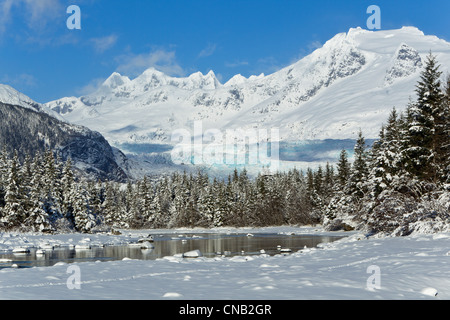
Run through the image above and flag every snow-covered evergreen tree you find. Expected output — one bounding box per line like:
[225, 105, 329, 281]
[60, 158, 75, 228]
[215, 179, 233, 227]
[336, 149, 351, 189]
[101, 181, 119, 227]
[0, 147, 9, 209]
[123, 180, 139, 228]
[23, 153, 53, 232]
[404, 53, 444, 182]
[72, 183, 97, 233]
[196, 177, 216, 227]
[41, 150, 62, 221]
[323, 162, 335, 199]
[151, 176, 171, 228]
[1, 154, 25, 229]
[136, 176, 154, 227]
[348, 130, 369, 199]
[439, 74, 450, 186]
[314, 165, 324, 197]
[367, 108, 407, 197]
[168, 174, 189, 228]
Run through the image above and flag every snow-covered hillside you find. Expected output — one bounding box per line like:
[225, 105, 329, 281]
[0, 85, 129, 181]
[0, 84, 63, 120]
[46, 27, 450, 147]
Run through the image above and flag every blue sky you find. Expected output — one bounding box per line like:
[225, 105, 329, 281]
[0, 0, 449, 103]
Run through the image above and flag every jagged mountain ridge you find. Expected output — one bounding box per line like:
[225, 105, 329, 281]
[45, 27, 450, 152]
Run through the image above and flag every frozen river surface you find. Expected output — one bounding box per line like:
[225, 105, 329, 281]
[0, 232, 343, 268]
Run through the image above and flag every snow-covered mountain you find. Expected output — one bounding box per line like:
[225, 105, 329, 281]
[45, 27, 450, 173]
[0, 85, 129, 181]
[0, 84, 65, 120]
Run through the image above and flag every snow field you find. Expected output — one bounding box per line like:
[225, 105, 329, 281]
[0, 227, 449, 300]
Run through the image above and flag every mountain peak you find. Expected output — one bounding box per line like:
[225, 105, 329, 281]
[103, 72, 130, 89]
[400, 26, 425, 35]
[345, 26, 425, 37]
[188, 70, 217, 79]
[134, 67, 168, 83]
[347, 26, 370, 36]
[140, 67, 166, 77]
[0, 84, 64, 120]
[225, 73, 265, 87]
[225, 74, 247, 86]
[186, 70, 221, 89]
[0, 84, 39, 110]
[384, 42, 423, 85]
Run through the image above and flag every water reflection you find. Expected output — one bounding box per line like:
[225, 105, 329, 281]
[0, 233, 344, 268]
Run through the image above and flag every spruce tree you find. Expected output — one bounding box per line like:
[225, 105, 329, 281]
[20, 154, 33, 204]
[197, 178, 216, 227]
[367, 126, 387, 197]
[439, 75, 450, 185]
[416, 53, 444, 110]
[405, 53, 444, 181]
[61, 158, 75, 226]
[314, 165, 324, 196]
[368, 108, 405, 196]
[137, 176, 153, 227]
[42, 150, 61, 220]
[151, 176, 171, 228]
[0, 147, 9, 208]
[2, 154, 24, 229]
[72, 183, 96, 233]
[101, 181, 118, 227]
[336, 149, 351, 189]
[213, 180, 229, 227]
[264, 174, 284, 225]
[124, 180, 140, 228]
[25, 156, 53, 233]
[323, 162, 335, 198]
[306, 168, 314, 193]
[348, 130, 369, 198]
[384, 108, 405, 176]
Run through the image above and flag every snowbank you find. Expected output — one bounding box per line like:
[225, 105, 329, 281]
[1, 227, 449, 300]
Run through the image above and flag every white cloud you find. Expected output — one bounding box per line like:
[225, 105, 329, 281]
[256, 56, 284, 74]
[225, 60, 249, 68]
[76, 77, 106, 96]
[198, 43, 217, 58]
[0, 0, 16, 33]
[90, 34, 118, 53]
[23, 0, 63, 28]
[115, 49, 185, 77]
[1, 73, 37, 88]
[307, 40, 322, 52]
[0, 0, 63, 33]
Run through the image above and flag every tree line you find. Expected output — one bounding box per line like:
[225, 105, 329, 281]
[0, 147, 328, 232]
[0, 53, 448, 235]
